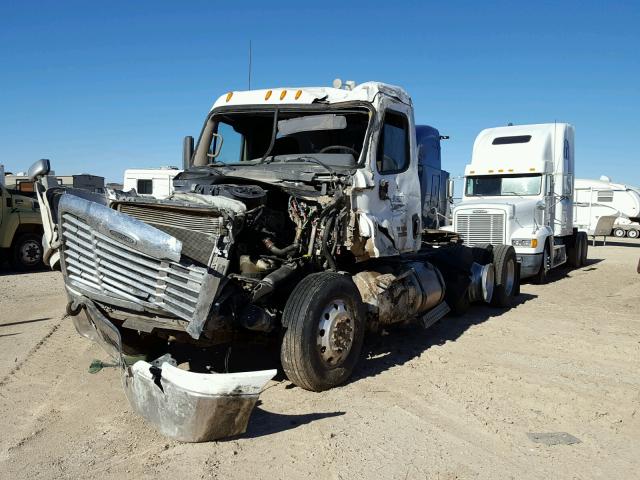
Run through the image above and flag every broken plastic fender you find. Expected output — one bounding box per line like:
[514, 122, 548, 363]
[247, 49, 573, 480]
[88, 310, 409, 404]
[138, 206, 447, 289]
[70, 297, 277, 443]
[123, 361, 276, 442]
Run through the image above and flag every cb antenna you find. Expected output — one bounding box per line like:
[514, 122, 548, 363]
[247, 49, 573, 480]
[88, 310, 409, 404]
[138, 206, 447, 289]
[248, 40, 252, 90]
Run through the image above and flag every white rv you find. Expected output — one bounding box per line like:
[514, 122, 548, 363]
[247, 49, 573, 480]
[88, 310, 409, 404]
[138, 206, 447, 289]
[453, 123, 588, 283]
[123, 167, 182, 198]
[574, 177, 640, 238]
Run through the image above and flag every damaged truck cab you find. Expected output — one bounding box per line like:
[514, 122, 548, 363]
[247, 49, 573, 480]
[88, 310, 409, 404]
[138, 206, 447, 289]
[31, 81, 518, 441]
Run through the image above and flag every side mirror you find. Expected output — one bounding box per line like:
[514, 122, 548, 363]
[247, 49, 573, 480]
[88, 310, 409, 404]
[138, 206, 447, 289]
[183, 136, 194, 170]
[446, 178, 455, 199]
[28, 159, 51, 181]
[536, 200, 546, 210]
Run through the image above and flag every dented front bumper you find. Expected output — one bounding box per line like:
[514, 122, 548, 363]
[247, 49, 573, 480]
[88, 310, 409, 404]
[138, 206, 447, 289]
[73, 299, 276, 442]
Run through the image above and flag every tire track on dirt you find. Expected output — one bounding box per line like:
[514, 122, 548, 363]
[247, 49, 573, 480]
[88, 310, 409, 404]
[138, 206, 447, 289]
[0, 313, 67, 389]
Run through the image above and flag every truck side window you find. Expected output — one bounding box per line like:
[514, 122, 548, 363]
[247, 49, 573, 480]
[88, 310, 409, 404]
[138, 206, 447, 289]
[377, 110, 410, 174]
[597, 191, 613, 202]
[137, 179, 153, 195]
[213, 121, 245, 164]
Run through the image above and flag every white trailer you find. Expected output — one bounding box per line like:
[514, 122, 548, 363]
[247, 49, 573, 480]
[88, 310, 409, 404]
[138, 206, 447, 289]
[574, 177, 640, 239]
[123, 167, 182, 198]
[452, 123, 588, 283]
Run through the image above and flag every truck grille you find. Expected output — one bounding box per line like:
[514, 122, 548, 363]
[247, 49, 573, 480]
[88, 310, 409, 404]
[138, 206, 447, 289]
[117, 204, 226, 266]
[456, 212, 505, 246]
[61, 212, 210, 321]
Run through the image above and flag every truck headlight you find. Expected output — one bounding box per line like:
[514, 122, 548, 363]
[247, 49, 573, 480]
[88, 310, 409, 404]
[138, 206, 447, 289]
[512, 238, 538, 248]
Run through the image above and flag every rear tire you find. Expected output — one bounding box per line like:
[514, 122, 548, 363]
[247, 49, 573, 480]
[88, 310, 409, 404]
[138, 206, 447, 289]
[11, 233, 44, 270]
[490, 245, 517, 307]
[281, 272, 365, 392]
[567, 236, 581, 268]
[628, 229, 639, 239]
[577, 231, 588, 266]
[532, 243, 550, 285]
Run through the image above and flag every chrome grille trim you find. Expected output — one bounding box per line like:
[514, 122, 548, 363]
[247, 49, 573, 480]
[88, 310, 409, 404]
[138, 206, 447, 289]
[61, 212, 209, 319]
[456, 212, 506, 246]
[57, 194, 219, 338]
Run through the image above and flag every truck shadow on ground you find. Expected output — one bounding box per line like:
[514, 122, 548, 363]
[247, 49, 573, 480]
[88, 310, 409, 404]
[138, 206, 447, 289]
[177, 294, 538, 438]
[0, 263, 48, 276]
[519, 258, 604, 285]
[352, 292, 537, 385]
[241, 403, 345, 439]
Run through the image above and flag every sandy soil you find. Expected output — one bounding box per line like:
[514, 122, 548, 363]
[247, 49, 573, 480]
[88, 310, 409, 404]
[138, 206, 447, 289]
[1, 239, 639, 480]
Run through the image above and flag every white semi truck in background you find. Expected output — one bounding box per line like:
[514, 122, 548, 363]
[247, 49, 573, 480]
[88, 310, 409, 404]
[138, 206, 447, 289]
[452, 123, 589, 283]
[574, 177, 640, 239]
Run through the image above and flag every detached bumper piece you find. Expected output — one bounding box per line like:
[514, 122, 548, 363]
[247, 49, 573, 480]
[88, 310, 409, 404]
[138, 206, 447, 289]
[124, 362, 276, 442]
[74, 299, 276, 442]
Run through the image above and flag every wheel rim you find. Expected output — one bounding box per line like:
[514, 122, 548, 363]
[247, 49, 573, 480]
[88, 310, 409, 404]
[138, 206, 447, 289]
[482, 263, 494, 303]
[317, 299, 355, 367]
[629, 230, 638, 238]
[614, 229, 625, 237]
[503, 258, 515, 295]
[20, 240, 42, 266]
[542, 248, 550, 274]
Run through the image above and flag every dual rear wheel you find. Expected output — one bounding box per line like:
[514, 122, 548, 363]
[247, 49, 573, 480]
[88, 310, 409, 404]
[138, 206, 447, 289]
[490, 245, 517, 308]
[568, 232, 589, 269]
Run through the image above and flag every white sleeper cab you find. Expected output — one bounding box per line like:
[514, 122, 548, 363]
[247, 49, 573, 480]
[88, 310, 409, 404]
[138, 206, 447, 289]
[454, 123, 588, 282]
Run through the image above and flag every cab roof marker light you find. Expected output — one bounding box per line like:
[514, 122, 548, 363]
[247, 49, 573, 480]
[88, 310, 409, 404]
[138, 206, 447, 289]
[265, 90, 272, 100]
[225, 92, 233, 102]
[488, 169, 494, 173]
[498, 169, 504, 172]
[295, 90, 302, 100]
[470, 170, 475, 174]
[508, 169, 514, 172]
[529, 168, 535, 172]
[280, 90, 287, 100]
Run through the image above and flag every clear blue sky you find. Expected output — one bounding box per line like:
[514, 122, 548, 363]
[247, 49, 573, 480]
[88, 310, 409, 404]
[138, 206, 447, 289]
[1, 1, 638, 186]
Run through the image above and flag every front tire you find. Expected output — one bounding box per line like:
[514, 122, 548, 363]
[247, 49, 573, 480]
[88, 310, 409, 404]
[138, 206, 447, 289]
[281, 272, 365, 392]
[490, 245, 517, 307]
[613, 228, 626, 238]
[532, 243, 550, 285]
[11, 233, 44, 270]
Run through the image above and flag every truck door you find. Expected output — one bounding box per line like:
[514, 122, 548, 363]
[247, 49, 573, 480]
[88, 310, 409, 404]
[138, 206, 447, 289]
[356, 100, 422, 255]
[545, 174, 555, 230]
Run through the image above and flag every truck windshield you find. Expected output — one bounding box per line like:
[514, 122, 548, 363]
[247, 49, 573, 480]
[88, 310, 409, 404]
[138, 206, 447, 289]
[465, 174, 542, 196]
[194, 108, 370, 167]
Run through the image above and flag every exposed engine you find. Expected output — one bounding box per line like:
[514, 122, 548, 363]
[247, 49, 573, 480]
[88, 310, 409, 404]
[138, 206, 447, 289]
[109, 178, 350, 338]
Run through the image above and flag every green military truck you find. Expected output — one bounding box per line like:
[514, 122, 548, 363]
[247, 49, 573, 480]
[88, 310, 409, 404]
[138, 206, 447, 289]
[1, 165, 44, 269]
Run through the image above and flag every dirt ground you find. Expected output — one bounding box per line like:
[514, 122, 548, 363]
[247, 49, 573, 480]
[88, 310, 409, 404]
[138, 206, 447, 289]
[1, 239, 639, 480]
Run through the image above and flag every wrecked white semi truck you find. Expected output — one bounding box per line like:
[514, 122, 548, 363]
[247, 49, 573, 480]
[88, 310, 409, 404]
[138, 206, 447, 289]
[29, 81, 520, 441]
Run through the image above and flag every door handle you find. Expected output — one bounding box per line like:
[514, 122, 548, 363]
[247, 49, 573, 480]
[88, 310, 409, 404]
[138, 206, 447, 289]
[378, 179, 389, 200]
